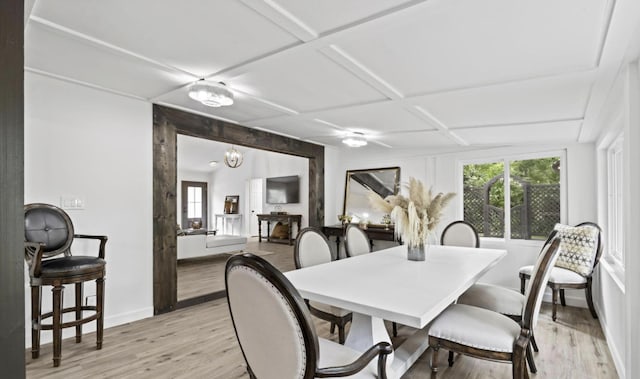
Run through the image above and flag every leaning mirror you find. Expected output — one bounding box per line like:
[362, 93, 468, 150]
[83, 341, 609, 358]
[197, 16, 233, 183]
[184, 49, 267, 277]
[343, 167, 400, 225]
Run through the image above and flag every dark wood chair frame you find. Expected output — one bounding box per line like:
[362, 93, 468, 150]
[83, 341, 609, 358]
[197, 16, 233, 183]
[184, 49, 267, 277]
[294, 227, 352, 344]
[440, 220, 480, 247]
[226, 253, 393, 379]
[430, 238, 561, 379]
[519, 222, 603, 322]
[24, 203, 107, 367]
[446, 221, 544, 374]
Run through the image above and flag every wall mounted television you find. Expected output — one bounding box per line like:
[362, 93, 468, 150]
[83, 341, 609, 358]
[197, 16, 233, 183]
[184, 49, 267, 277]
[266, 175, 300, 204]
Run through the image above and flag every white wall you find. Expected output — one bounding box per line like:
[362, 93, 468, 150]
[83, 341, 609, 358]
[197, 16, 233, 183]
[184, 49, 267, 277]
[210, 148, 309, 235]
[593, 59, 640, 379]
[24, 73, 154, 345]
[332, 143, 597, 293]
[593, 63, 628, 377]
[432, 144, 595, 293]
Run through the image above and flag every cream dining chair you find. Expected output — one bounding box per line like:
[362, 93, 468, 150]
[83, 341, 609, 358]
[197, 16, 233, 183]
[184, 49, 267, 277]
[344, 224, 371, 258]
[456, 229, 558, 374]
[428, 237, 561, 379]
[294, 227, 352, 344]
[344, 224, 398, 337]
[518, 222, 603, 322]
[440, 220, 480, 248]
[225, 253, 393, 379]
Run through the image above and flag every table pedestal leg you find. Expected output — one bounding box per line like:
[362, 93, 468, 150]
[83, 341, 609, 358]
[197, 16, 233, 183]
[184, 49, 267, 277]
[345, 313, 397, 378]
[344, 313, 431, 379]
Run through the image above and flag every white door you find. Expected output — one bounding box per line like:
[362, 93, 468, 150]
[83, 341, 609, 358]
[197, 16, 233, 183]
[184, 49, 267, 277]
[249, 178, 263, 236]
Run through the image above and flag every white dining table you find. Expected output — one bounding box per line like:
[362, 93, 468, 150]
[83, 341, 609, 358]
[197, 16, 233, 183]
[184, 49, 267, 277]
[284, 244, 507, 379]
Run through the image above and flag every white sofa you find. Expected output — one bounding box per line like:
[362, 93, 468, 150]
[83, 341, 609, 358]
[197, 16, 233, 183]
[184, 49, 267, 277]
[177, 234, 247, 260]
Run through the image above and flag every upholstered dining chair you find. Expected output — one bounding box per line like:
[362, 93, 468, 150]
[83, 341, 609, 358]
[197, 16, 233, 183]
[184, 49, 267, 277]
[428, 237, 561, 379]
[294, 227, 352, 344]
[226, 253, 393, 379]
[24, 203, 107, 367]
[345, 224, 371, 258]
[440, 220, 479, 248]
[344, 224, 398, 337]
[518, 222, 602, 322]
[456, 230, 558, 374]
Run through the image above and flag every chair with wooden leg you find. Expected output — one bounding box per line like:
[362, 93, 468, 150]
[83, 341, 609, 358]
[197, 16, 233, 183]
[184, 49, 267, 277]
[519, 222, 602, 322]
[428, 238, 561, 379]
[24, 203, 107, 367]
[225, 253, 393, 379]
[344, 224, 398, 337]
[456, 229, 558, 374]
[294, 227, 352, 344]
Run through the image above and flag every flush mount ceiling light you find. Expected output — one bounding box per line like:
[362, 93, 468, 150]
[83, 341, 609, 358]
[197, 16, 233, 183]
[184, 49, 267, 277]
[208, 160, 219, 167]
[224, 146, 243, 168]
[188, 80, 234, 107]
[342, 132, 368, 147]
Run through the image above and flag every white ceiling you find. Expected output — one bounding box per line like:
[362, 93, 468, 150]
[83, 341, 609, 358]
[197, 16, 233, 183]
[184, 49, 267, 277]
[25, 0, 640, 153]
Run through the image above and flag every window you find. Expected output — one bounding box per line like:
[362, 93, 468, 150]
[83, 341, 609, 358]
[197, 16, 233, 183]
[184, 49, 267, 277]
[463, 155, 562, 241]
[608, 135, 624, 265]
[181, 181, 208, 229]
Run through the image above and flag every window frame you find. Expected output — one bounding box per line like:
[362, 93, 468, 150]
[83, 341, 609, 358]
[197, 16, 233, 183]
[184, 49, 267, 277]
[180, 180, 208, 229]
[607, 134, 625, 267]
[457, 149, 567, 245]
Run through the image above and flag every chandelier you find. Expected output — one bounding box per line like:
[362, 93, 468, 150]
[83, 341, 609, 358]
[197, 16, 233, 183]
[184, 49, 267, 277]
[224, 146, 243, 168]
[187, 80, 234, 107]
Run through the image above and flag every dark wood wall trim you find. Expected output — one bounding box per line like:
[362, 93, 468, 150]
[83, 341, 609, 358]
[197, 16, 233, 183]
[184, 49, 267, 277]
[153, 104, 324, 314]
[0, 0, 25, 376]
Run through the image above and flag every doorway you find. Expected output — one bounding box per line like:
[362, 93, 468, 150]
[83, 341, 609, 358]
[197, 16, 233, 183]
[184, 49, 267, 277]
[248, 178, 263, 237]
[152, 104, 325, 314]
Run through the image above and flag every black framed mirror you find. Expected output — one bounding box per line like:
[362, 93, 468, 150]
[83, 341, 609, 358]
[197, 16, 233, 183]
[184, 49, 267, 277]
[342, 167, 400, 226]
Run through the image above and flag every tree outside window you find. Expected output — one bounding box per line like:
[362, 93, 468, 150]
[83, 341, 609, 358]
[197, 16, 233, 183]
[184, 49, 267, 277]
[463, 156, 561, 240]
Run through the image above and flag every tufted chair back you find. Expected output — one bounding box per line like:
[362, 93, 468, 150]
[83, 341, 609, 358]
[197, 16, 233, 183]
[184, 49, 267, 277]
[226, 253, 319, 379]
[345, 224, 371, 257]
[24, 203, 74, 259]
[294, 227, 334, 269]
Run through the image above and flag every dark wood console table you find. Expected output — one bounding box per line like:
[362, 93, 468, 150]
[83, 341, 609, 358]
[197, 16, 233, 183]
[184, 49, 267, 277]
[257, 214, 302, 246]
[322, 224, 396, 255]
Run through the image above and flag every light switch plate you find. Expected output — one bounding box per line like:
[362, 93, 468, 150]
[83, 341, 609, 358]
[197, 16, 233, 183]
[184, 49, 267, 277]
[60, 196, 85, 210]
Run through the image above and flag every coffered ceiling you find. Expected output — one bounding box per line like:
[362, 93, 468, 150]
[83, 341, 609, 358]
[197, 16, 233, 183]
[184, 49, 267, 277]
[25, 0, 640, 153]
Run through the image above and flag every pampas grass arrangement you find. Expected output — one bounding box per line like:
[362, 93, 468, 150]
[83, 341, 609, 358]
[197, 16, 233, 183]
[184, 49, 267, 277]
[369, 177, 456, 248]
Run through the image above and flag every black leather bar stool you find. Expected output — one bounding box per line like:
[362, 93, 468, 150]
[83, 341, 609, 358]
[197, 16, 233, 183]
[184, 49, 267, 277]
[24, 203, 107, 367]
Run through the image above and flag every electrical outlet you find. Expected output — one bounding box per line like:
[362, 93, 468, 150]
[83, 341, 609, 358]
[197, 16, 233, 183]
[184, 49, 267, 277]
[60, 196, 85, 210]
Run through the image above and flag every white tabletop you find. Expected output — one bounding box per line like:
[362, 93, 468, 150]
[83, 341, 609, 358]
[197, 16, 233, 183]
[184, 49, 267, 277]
[285, 244, 506, 329]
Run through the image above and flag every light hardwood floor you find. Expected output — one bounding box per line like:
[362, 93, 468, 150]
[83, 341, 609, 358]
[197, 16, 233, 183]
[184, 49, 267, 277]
[28, 240, 618, 379]
[177, 237, 295, 300]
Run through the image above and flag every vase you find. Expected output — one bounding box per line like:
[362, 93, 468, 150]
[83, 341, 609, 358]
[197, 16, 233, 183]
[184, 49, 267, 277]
[407, 245, 426, 261]
[407, 231, 438, 261]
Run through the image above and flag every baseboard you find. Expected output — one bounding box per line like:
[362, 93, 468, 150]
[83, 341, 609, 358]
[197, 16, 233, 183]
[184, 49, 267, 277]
[594, 301, 626, 379]
[506, 286, 588, 309]
[541, 290, 587, 308]
[25, 307, 154, 348]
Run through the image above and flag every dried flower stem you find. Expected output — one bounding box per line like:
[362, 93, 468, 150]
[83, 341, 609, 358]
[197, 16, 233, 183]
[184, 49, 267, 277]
[369, 177, 456, 248]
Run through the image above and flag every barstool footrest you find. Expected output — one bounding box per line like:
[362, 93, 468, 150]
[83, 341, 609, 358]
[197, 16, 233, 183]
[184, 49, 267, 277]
[37, 306, 100, 330]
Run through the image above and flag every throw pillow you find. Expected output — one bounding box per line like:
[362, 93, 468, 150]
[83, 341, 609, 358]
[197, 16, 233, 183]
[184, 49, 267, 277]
[554, 223, 599, 276]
